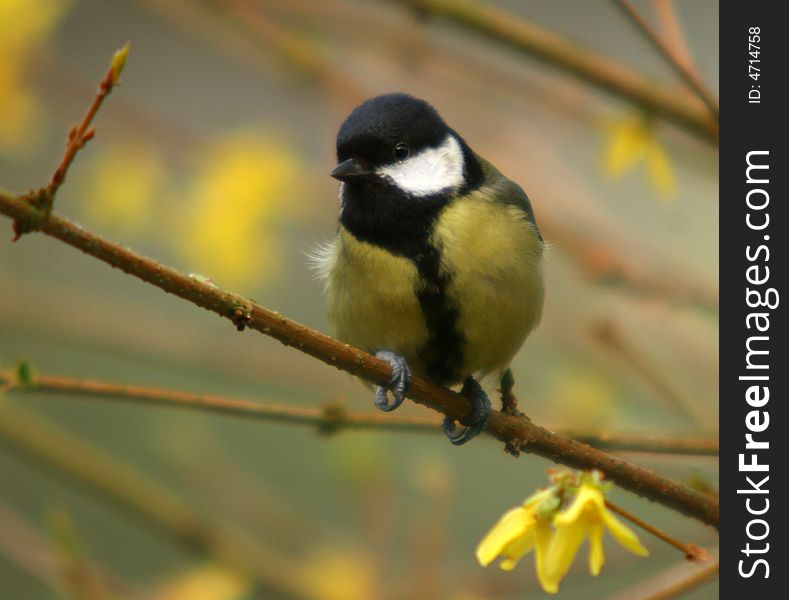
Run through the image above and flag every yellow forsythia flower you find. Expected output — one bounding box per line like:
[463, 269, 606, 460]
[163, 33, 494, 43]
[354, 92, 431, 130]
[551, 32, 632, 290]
[178, 130, 300, 289]
[304, 547, 376, 600]
[478, 472, 649, 595]
[0, 0, 70, 154]
[151, 563, 249, 600]
[476, 488, 559, 591]
[543, 482, 649, 592]
[80, 142, 164, 235]
[603, 115, 677, 199]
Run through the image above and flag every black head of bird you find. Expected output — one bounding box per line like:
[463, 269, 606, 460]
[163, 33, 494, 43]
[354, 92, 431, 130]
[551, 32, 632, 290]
[331, 93, 485, 252]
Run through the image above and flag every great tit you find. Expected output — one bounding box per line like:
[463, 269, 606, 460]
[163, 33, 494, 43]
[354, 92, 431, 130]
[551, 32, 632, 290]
[316, 93, 544, 445]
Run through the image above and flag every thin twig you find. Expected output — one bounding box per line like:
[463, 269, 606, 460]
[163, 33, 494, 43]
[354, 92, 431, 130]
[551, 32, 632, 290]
[545, 221, 718, 311]
[593, 320, 710, 429]
[0, 404, 316, 600]
[0, 371, 719, 455]
[637, 561, 718, 600]
[0, 503, 66, 596]
[564, 430, 717, 456]
[47, 45, 130, 201]
[611, 0, 718, 120]
[605, 500, 707, 562]
[393, 0, 717, 143]
[223, 0, 366, 104]
[652, 0, 696, 71]
[606, 547, 719, 600]
[0, 503, 128, 598]
[0, 189, 719, 529]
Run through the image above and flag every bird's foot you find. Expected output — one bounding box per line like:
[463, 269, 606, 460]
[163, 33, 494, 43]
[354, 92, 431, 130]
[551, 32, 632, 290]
[443, 376, 491, 445]
[374, 351, 412, 412]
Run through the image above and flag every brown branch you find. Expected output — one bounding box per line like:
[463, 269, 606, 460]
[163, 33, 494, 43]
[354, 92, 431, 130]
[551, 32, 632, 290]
[46, 45, 130, 202]
[0, 502, 129, 599]
[544, 220, 719, 312]
[605, 500, 708, 562]
[592, 319, 711, 429]
[11, 45, 129, 242]
[652, 0, 696, 71]
[0, 404, 315, 600]
[565, 431, 717, 456]
[637, 561, 719, 600]
[0, 371, 718, 455]
[0, 190, 719, 529]
[607, 547, 719, 600]
[612, 0, 719, 120]
[0, 503, 68, 596]
[222, 0, 366, 104]
[393, 0, 718, 143]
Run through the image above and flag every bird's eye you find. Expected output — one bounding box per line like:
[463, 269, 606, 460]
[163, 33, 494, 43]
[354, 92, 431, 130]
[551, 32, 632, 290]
[393, 143, 410, 161]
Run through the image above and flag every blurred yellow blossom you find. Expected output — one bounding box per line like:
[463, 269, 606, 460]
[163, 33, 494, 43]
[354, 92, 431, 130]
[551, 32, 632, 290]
[476, 487, 559, 592]
[603, 115, 677, 199]
[551, 368, 616, 428]
[178, 130, 301, 289]
[304, 546, 376, 600]
[327, 431, 389, 488]
[80, 142, 165, 235]
[151, 563, 249, 600]
[0, 0, 70, 154]
[543, 476, 648, 593]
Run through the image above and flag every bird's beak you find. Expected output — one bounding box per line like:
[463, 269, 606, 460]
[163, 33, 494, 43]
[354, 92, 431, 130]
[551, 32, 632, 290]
[331, 158, 369, 181]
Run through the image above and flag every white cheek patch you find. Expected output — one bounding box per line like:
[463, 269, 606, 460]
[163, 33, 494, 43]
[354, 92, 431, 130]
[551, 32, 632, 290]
[376, 135, 465, 197]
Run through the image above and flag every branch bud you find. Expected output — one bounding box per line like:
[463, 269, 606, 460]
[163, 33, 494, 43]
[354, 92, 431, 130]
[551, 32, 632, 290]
[110, 43, 131, 82]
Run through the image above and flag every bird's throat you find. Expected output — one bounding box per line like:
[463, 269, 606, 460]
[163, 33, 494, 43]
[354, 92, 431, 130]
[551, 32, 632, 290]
[339, 179, 449, 259]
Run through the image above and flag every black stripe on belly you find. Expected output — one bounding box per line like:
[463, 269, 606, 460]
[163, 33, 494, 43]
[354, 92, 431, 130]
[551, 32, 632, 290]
[412, 242, 465, 385]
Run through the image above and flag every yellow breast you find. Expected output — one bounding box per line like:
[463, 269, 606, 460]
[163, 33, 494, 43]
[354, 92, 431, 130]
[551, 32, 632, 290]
[432, 197, 544, 378]
[322, 227, 429, 367]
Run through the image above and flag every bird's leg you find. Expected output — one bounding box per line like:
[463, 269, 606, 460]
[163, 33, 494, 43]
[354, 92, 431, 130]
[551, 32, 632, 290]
[499, 368, 520, 416]
[374, 351, 412, 412]
[442, 376, 491, 445]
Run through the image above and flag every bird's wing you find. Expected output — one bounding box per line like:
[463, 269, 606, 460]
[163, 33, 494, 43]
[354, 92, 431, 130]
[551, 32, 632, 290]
[473, 153, 542, 240]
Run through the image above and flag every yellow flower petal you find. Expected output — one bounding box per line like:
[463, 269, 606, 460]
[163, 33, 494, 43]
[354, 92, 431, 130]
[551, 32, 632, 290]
[554, 485, 603, 525]
[646, 141, 677, 199]
[601, 510, 649, 557]
[534, 519, 557, 594]
[604, 118, 649, 178]
[587, 522, 605, 576]
[476, 506, 531, 567]
[498, 530, 536, 571]
[543, 511, 588, 589]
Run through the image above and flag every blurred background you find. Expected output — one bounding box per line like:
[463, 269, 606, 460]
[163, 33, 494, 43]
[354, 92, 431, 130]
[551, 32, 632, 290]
[0, 0, 718, 598]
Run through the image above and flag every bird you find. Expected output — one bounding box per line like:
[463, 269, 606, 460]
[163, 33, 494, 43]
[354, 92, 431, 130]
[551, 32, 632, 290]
[314, 93, 544, 445]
